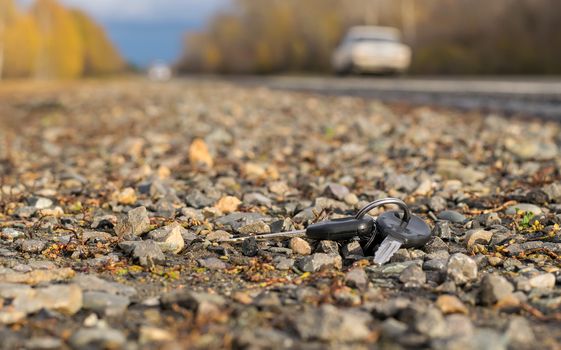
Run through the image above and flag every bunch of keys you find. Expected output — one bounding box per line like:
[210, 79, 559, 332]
[223, 197, 432, 264]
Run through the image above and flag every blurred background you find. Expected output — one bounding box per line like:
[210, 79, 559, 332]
[1, 0, 560, 79]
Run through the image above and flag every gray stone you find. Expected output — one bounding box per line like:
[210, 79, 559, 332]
[389, 248, 411, 263]
[345, 268, 368, 290]
[380, 318, 408, 338]
[178, 207, 204, 222]
[145, 223, 185, 253]
[1, 228, 25, 241]
[341, 240, 364, 258]
[137, 179, 174, 198]
[119, 240, 165, 266]
[11, 284, 83, 316]
[114, 206, 150, 237]
[414, 307, 447, 338]
[181, 229, 198, 245]
[185, 189, 215, 208]
[437, 210, 466, 223]
[371, 297, 411, 318]
[506, 139, 558, 160]
[464, 229, 493, 248]
[266, 247, 293, 255]
[472, 328, 507, 350]
[323, 183, 350, 200]
[410, 249, 427, 260]
[235, 328, 294, 349]
[294, 304, 372, 341]
[292, 207, 317, 224]
[424, 237, 448, 253]
[542, 183, 561, 203]
[315, 240, 339, 255]
[253, 291, 282, 309]
[528, 273, 555, 289]
[504, 241, 546, 256]
[28, 197, 53, 209]
[428, 196, 447, 212]
[241, 237, 258, 257]
[296, 253, 342, 272]
[15, 206, 37, 218]
[90, 214, 117, 229]
[505, 316, 535, 348]
[24, 337, 63, 350]
[206, 230, 232, 241]
[69, 327, 126, 349]
[0, 283, 33, 299]
[198, 257, 228, 270]
[313, 197, 347, 211]
[161, 289, 225, 316]
[237, 221, 271, 234]
[385, 174, 417, 192]
[423, 258, 448, 272]
[215, 212, 272, 232]
[20, 239, 46, 254]
[399, 264, 426, 285]
[443, 314, 474, 338]
[72, 274, 137, 297]
[480, 274, 514, 305]
[427, 249, 450, 260]
[82, 291, 130, 316]
[446, 253, 478, 284]
[478, 212, 501, 227]
[436, 159, 485, 184]
[273, 256, 294, 270]
[243, 192, 273, 206]
[368, 260, 421, 277]
[81, 231, 112, 242]
[505, 203, 542, 215]
[433, 221, 452, 241]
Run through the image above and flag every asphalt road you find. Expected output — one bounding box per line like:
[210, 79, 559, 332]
[229, 75, 561, 119]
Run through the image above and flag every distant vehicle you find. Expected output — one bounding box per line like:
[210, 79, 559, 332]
[147, 62, 172, 81]
[332, 26, 412, 75]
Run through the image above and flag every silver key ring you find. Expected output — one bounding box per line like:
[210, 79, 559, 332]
[356, 198, 412, 254]
[355, 197, 412, 225]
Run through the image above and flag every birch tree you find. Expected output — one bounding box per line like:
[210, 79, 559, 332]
[0, 0, 16, 80]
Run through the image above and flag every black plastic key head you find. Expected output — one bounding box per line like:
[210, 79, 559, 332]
[306, 216, 374, 241]
[376, 211, 432, 248]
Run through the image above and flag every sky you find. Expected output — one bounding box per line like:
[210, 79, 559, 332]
[20, 0, 230, 67]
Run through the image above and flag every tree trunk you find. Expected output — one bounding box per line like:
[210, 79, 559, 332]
[0, 22, 4, 80]
[401, 0, 416, 42]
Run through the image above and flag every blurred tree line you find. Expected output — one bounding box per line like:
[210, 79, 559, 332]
[0, 0, 123, 80]
[177, 0, 561, 74]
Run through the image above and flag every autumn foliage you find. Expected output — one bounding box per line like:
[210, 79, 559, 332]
[177, 0, 561, 75]
[0, 0, 123, 79]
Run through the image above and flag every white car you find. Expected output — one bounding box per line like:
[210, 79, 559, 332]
[148, 62, 172, 82]
[332, 26, 412, 75]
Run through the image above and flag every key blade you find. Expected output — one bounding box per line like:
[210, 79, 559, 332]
[373, 236, 403, 265]
[220, 229, 306, 243]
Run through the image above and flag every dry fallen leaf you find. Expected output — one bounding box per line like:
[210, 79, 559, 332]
[189, 138, 213, 168]
[215, 196, 241, 213]
[114, 187, 137, 205]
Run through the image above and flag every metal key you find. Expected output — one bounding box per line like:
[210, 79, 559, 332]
[222, 216, 375, 242]
[373, 209, 432, 265]
[222, 197, 410, 244]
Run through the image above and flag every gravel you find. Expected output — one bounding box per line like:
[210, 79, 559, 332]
[0, 80, 559, 348]
[145, 223, 186, 253]
[114, 205, 151, 237]
[296, 253, 342, 272]
[446, 253, 478, 284]
[480, 273, 515, 305]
